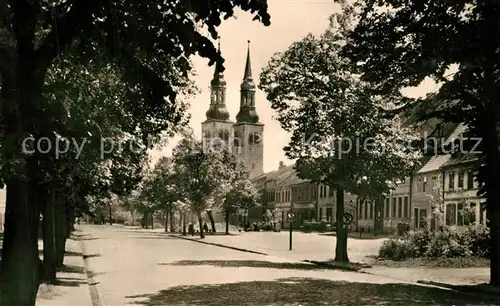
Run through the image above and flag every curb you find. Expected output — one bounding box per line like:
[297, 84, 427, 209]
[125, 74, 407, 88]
[417, 280, 500, 297]
[73, 233, 103, 306]
[170, 234, 269, 256]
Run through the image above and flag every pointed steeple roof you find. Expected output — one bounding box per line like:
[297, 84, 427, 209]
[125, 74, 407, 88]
[237, 40, 259, 124]
[206, 36, 230, 121]
[211, 37, 226, 87]
[240, 40, 255, 90]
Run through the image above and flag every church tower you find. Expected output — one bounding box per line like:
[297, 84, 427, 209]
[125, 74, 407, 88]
[233, 41, 264, 178]
[202, 39, 234, 152]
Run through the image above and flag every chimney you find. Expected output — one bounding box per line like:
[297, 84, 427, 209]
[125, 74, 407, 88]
[279, 161, 284, 169]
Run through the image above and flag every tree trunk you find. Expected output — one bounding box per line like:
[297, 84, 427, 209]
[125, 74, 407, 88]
[225, 209, 230, 235]
[206, 210, 216, 232]
[0, 179, 41, 306]
[182, 213, 187, 235]
[108, 204, 112, 225]
[334, 188, 349, 262]
[55, 197, 68, 269]
[482, 117, 500, 286]
[42, 186, 56, 284]
[373, 197, 384, 236]
[197, 212, 205, 239]
[169, 205, 174, 232]
[165, 212, 168, 233]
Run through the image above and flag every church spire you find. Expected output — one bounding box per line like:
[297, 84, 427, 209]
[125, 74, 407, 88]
[206, 36, 230, 121]
[243, 40, 253, 81]
[236, 40, 259, 124]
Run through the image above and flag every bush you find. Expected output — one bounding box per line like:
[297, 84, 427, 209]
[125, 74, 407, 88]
[379, 224, 490, 260]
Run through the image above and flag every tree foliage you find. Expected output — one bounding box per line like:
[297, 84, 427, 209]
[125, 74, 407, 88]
[340, 0, 500, 285]
[259, 20, 420, 198]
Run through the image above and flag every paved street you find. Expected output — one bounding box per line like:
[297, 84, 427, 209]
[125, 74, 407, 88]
[181, 231, 385, 263]
[34, 224, 500, 305]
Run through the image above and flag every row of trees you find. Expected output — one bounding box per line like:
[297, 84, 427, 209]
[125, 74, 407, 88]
[260, 0, 500, 286]
[0, 1, 271, 305]
[136, 133, 259, 239]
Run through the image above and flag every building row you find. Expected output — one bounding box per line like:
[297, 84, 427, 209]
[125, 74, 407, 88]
[251, 120, 485, 232]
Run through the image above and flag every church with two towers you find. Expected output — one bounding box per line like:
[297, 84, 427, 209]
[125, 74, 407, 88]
[201, 41, 264, 179]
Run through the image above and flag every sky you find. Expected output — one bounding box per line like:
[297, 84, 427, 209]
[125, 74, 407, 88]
[149, 0, 436, 173]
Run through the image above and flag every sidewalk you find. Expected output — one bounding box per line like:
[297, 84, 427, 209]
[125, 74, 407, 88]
[36, 236, 92, 306]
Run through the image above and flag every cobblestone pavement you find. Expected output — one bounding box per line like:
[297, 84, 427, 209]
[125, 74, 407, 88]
[45, 224, 496, 305]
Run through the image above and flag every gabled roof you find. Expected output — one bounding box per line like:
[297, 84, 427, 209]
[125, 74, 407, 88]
[279, 170, 309, 187]
[251, 164, 297, 189]
[417, 123, 467, 174]
[441, 152, 479, 168]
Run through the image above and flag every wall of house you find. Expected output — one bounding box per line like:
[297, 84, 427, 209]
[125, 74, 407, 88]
[411, 171, 442, 229]
[274, 185, 291, 228]
[443, 166, 485, 226]
[290, 182, 317, 226]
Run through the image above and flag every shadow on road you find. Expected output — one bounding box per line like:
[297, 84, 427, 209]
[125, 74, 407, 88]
[126, 277, 496, 305]
[163, 260, 346, 271]
[53, 277, 87, 287]
[79, 237, 106, 241]
[128, 236, 177, 240]
[37, 250, 91, 257]
[59, 264, 85, 274]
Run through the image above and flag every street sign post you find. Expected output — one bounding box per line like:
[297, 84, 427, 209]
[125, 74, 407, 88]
[287, 211, 295, 250]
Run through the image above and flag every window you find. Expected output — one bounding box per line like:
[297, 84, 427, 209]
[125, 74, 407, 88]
[369, 202, 373, 219]
[233, 132, 241, 146]
[446, 204, 457, 225]
[281, 191, 284, 202]
[403, 196, 409, 218]
[248, 133, 254, 144]
[204, 131, 210, 138]
[467, 170, 474, 189]
[398, 197, 402, 217]
[364, 201, 368, 219]
[253, 133, 261, 144]
[392, 198, 397, 217]
[432, 176, 437, 188]
[458, 171, 464, 189]
[449, 172, 455, 190]
[419, 209, 428, 228]
[385, 198, 390, 219]
[457, 202, 464, 226]
[359, 201, 363, 219]
[417, 177, 423, 192]
[326, 208, 333, 222]
[329, 187, 334, 196]
[320, 186, 324, 198]
[422, 178, 427, 192]
[468, 203, 477, 225]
